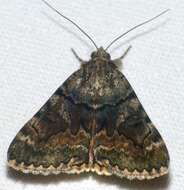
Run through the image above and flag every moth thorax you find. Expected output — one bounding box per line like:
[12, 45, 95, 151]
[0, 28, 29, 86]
[91, 47, 111, 62]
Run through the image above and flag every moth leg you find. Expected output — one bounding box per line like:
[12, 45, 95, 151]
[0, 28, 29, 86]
[112, 45, 132, 66]
[71, 48, 87, 65]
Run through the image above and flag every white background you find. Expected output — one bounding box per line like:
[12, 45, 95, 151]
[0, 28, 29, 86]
[0, 0, 184, 189]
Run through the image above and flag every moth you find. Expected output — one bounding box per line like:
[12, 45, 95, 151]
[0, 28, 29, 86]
[7, 0, 170, 180]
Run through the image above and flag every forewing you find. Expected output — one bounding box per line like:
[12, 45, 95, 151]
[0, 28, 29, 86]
[7, 72, 91, 175]
[93, 75, 169, 180]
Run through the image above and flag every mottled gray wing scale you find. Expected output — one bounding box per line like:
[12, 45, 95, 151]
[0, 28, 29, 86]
[7, 63, 169, 180]
[7, 75, 92, 175]
[93, 74, 169, 180]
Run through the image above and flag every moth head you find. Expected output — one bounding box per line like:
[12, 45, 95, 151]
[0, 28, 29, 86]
[90, 47, 111, 61]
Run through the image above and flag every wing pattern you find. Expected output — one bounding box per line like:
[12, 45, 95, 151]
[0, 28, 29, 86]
[8, 82, 92, 175]
[8, 59, 169, 180]
[93, 77, 169, 179]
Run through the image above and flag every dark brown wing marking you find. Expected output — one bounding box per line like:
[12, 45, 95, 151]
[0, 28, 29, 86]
[8, 58, 169, 180]
[93, 75, 169, 180]
[7, 75, 93, 175]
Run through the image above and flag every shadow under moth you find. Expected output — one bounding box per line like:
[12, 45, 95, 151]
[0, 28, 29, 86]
[7, 0, 170, 180]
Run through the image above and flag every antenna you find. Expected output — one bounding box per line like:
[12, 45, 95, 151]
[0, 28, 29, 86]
[41, 0, 98, 49]
[105, 9, 170, 51]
